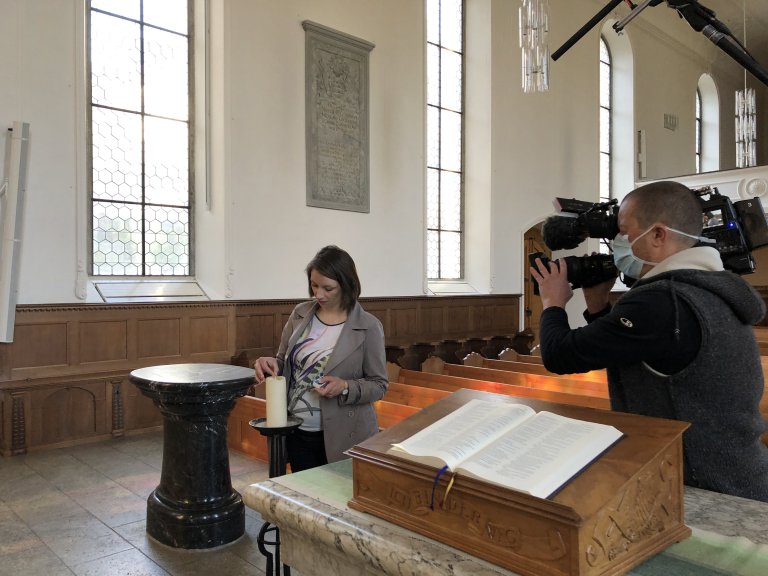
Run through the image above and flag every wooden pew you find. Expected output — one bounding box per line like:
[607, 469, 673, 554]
[753, 326, 768, 341]
[227, 394, 268, 461]
[423, 358, 609, 399]
[374, 400, 419, 429]
[383, 381, 451, 408]
[463, 352, 607, 384]
[393, 365, 611, 411]
[498, 348, 544, 364]
[753, 327, 768, 355]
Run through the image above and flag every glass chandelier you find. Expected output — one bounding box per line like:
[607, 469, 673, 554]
[519, 0, 550, 93]
[735, 0, 756, 168]
[735, 87, 756, 168]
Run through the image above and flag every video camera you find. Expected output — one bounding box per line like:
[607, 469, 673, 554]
[529, 188, 768, 293]
[529, 198, 620, 290]
[694, 186, 768, 275]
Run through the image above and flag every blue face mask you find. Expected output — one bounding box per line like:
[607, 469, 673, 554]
[612, 227, 657, 279]
[612, 225, 708, 279]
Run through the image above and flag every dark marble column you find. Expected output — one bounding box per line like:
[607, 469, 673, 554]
[130, 363, 254, 549]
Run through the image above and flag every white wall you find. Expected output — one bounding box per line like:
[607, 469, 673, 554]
[0, 0, 84, 304]
[207, 0, 427, 300]
[1, 0, 766, 309]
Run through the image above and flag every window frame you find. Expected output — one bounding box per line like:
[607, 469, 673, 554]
[695, 88, 702, 173]
[86, 0, 195, 278]
[426, 0, 465, 281]
[599, 35, 612, 204]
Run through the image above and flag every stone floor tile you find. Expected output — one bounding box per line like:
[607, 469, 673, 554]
[32, 512, 133, 566]
[0, 541, 76, 576]
[66, 482, 148, 528]
[70, 548, 170, 576]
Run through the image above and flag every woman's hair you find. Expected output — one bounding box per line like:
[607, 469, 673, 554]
[625, 180, 703, 246]
[306, 245, 361, 312]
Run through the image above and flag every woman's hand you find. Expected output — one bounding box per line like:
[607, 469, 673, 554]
[253, 357, 279, 384]
[313, 375, 348, 398]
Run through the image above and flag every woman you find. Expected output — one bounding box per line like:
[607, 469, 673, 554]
[254, 245, 388, 472]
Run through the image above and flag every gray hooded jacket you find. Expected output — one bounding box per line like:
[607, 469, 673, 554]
[613, 268, 768, 501]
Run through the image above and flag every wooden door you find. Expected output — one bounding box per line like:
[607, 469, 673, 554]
[523, 225, 549, 349]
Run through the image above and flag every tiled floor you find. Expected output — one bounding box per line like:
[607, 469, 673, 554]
[0, 431, 280, 576]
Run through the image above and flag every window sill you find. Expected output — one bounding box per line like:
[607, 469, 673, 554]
[427, 280, 479, 295]
[92, 279, 209, 303]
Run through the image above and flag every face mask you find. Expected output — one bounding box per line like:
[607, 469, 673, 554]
[612, 227, 657, 279]
[612, 225, 708, 279]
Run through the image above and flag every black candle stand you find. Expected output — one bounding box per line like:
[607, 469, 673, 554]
[249, 416, 303, 576]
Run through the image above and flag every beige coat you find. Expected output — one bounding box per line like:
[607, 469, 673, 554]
[276, 300, 388, 462]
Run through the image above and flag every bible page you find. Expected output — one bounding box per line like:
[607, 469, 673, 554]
[459, 411, 623, 498]
[390, 399, 535, 470]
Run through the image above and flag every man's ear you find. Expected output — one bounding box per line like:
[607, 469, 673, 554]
[651, 224, 667, 245]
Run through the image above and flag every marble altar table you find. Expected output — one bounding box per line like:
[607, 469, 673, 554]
[243, 459, 768, 576]
[130, 363, 254, 549]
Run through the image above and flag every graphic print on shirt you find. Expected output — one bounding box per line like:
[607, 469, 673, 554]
[286, 315, 344, 431]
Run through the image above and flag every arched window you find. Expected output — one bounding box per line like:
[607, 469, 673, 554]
[426, 0, 464, 280]
[697, 74, 720, 173]
[695, 89, 702, 173]
[599, 21, 633, 203]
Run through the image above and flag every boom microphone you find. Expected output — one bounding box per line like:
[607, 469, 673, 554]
[542, 216, 588, 250]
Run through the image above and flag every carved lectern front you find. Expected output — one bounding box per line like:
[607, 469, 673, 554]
[348, 389, 690, 576]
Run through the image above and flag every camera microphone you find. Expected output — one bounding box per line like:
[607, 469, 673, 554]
[542, 215, 588, 250]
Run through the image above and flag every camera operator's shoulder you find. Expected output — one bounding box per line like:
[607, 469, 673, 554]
[614, 282, 677, 315]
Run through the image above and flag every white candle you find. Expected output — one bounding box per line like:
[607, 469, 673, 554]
[265, 376, 288, 427]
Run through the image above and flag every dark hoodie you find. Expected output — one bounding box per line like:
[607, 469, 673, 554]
[540, 267, 768, 501]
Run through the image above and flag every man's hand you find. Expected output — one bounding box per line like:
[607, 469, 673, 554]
[582, 277, 616, 314]
[530, 258, 573, 310]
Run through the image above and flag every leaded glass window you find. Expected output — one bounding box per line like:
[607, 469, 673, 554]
[427, 0, 464, 280]
[695, 88, 702, 173]
[599, 36, 612, 204]
[89, 0, 192, 276]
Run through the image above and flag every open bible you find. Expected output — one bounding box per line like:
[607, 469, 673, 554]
[388, 399, 623, 499]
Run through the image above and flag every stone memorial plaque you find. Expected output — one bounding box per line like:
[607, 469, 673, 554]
[303, 21, 374, 213]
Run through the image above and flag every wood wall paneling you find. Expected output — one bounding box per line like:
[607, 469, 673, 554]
[79, 321, 128, 364]
[123, 378, 163, 431]
[11, 323, 68, 369]
[421, 306, 444, 337]
[1, 295, 521, 455]
[235, 314, 277, 350]
[29, 382, 108, 449]
[391, 307, 419, 343]
[443, 304, 470, 335]
[137, 318, 181, 359]
[189, 316, 229, 355]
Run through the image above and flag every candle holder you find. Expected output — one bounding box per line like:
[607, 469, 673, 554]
[249, 415, 303, 576]
[249, 416, 303, 478]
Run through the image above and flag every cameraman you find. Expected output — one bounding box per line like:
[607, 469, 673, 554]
[530, 180, 768, 502]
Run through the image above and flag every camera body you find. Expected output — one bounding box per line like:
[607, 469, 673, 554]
[541, 198, 619, 251]
[528, 252, 618, 291]
[695, 187, 768, 275]
[531, 198, 621, 290]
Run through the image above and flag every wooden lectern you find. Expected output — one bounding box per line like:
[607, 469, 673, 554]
[348, 389, 691, 576]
